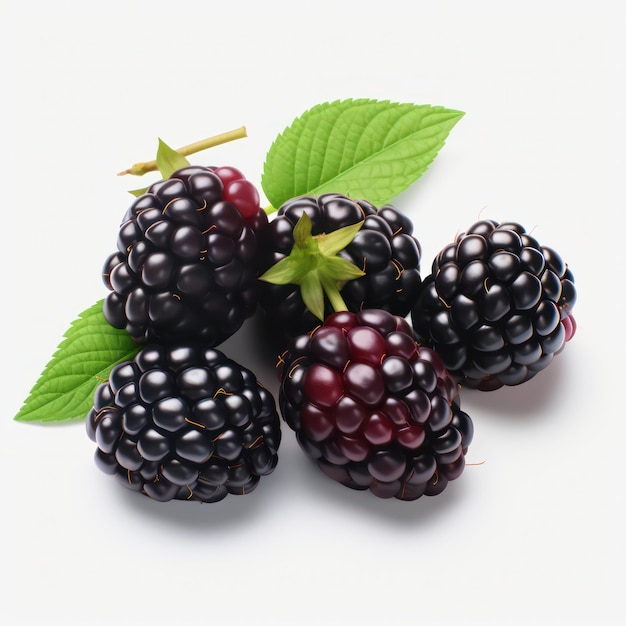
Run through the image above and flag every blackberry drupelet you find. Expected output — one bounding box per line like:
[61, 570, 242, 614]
[86, 344, 281, 503]
[102, 166, 268, 345]
[278, 309, 473, 500]
[259, 193, 422, 337]
[411, 219, 577, 390]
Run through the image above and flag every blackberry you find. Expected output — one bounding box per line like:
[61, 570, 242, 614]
[278, 309, 473, 500]
[411, 219, 577, 390]
[86, 344, 281, 503]
[259, 193, 422, 338]
[102, 165, 268, 345]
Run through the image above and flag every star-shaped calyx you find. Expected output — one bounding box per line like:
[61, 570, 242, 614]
[259, 212, 365, 321]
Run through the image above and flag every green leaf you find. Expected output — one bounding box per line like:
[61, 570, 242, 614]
[316, 220, 364, 257]
[14, 301, 140, 423]
[156, 138, 191, 180]
[128, 187, 150, 198]
[321, 256, 366, 282]
[262, 98, 464, 209]
[300, 272, 325, 321]
[257, 210, 364, 320]
[293, 211, 314, 247]
[259, 253, 316, 285]
[125, 139, 190, 197]
[128, 186, 149, 197]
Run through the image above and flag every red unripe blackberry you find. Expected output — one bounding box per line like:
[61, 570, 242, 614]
[278, 309, 473, 500]
[411, 219, 577, 390]
[86, 344, 281, 503]
[259, 193, 422, 338]
[102, 165, 267, 345]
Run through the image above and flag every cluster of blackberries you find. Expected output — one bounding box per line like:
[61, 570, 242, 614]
[90, 166, 281, 503]
[89, 168, 577, 504]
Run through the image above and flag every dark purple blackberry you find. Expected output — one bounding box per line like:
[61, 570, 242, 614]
[102, 166, 268, 345]
[259, 193, 422, 338]
[278, 309, 473, 500]
[86, 344, 281, 503]
[411, 219, 577, 390]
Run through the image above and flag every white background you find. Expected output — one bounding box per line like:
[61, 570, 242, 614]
[2, 1, 624, 624]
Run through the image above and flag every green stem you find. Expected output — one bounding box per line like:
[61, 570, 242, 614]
[319, 273, 348, 313]
[117, 126, 248, 177]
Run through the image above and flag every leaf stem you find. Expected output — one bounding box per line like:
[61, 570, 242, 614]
[117, 126, 248, 177]
[319, 273, 348, 313]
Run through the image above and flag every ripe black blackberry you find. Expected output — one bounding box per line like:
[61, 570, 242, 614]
[102, 165, 268, 345]
[258, 193, 422, 338]
[86, 344, 281, 503]
[411, 219, 577, 390]
[278, 309, 473, 500]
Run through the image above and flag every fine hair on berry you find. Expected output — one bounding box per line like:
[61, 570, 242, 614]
[102, 165, 268, 346]
[86, 344, 282, 503]
[258, 193, 422, 338]
[411, 219, 577, 390]
[278, 309, 474, 501]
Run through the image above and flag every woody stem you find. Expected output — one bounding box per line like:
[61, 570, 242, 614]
[117, 126, 248, 176]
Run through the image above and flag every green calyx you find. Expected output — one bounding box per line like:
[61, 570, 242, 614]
[259, 213, 365, 322]
[126, 138, 192, 197]
[121, 128, 248, 197]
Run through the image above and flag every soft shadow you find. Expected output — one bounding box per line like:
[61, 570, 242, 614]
[104, 432, 474, 535]
[217, 311, 290, 394]
[281, 447, 474, 530]
[15, 418, 86, 430]
[204, 312, 476, 530]
[458, 352, 572, 423]
[110, 462, 288, 535]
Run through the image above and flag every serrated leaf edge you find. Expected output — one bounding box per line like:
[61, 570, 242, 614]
[14, 301, 140, 423]
[262, 98, 464, 209]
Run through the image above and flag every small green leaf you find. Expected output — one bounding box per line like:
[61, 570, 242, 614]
[257, 211, 364, 321]
[300, 272, 325, 321]
[258, 255, 298, 284]
[14, 301, 140, 423]
[156, 138, 191, 180]
[316, 220, 364, 257]
[321, 256, 366, 282]
[259, 254, 316, 285]
[128, 186, 149, 197]
[262, 98, 464, 209]
[292, 212, 315, 249]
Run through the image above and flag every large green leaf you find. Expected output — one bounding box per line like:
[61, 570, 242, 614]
[15, 99, 465, 425]
[14, 301, 140, 423]
[261, 98, 464, 211]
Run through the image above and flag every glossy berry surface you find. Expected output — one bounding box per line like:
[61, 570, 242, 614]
[102, 165, 267, 345]
[86, 344, 281, 503]
[278, 309, 473, 500]
[259, 193, 422, 337]
[411, 220, 577, 390]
